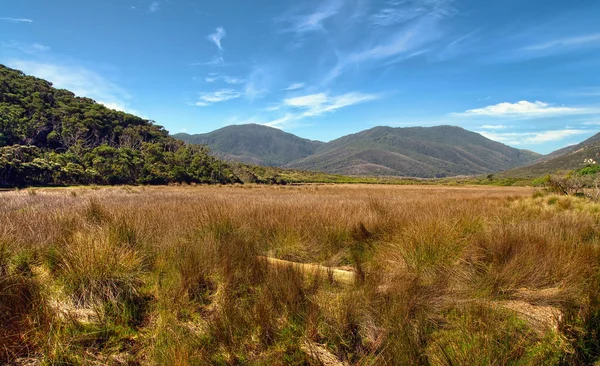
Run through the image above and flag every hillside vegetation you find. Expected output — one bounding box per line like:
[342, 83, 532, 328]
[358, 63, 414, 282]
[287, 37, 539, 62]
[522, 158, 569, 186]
[1, 185, 600, 365]
[175, 125, 541, 178]
[0, 64, 238, 186]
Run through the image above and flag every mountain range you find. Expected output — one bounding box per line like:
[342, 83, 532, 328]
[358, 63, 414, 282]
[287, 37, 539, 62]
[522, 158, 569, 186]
[175, 124, 542, 178]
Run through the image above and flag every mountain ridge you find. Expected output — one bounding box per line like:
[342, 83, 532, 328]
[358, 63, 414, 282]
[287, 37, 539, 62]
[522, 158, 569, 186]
[174, 124, 541, 178]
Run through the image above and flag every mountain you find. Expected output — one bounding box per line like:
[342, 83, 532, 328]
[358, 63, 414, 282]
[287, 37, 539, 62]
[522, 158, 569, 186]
[174, 124, 540, 178]
[173, 124, 323, 166]
[284, 126, 540, 177]
[0, 64, 238, 186]
[502, 132, 600, 178]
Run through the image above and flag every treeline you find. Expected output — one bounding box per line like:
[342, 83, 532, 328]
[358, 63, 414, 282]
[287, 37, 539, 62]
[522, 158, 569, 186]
[0, 65, 238, 186]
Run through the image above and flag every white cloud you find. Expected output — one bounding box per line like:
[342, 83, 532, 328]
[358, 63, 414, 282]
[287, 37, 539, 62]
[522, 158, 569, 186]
[7, 60, 136, 112]
[98, 101, 143, 116]
[207, 27, 226, 50]
[283, 82, 306, 91]
[454, 100, 592, 117]
[223, 76, 243, 84]
[285, 93, 329, 108]
[478, 129, 589, 145]
[0, 18, 32, 23]
[195, 89, 242, 106]
[525, 33, 600, 51]
[480, 125, 509, 129]
[205, 74, 245, 84]
[283, 91, 379, 117]
[149, 1, 160, 12]
[263, 114, 293, 128]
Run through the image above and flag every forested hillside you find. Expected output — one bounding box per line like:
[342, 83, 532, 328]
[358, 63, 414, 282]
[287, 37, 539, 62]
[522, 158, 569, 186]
[0, 64, 238, 186]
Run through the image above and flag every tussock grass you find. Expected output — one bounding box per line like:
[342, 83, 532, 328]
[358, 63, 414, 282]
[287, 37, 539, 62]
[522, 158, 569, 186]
[0, 185, 599, 364]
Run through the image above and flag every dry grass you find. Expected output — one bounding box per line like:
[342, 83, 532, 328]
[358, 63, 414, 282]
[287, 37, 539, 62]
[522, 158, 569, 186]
[0, 184, 599, 365]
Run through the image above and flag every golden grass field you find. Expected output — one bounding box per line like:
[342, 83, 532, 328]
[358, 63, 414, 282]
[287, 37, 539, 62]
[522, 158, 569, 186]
[1, 184, 600, 365]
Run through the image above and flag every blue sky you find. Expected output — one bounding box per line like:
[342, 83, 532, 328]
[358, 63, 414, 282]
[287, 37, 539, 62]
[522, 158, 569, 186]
[1, 0, 600, 154]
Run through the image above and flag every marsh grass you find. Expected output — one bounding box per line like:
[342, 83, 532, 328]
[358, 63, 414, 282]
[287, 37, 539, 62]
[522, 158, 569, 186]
[0, 185, 599, 364]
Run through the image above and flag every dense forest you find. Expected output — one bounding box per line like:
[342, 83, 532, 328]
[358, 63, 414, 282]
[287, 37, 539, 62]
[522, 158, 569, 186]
[0, 64, 239, 186]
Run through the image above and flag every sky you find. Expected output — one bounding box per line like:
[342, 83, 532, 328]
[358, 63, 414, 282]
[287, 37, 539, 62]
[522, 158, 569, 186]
[1, 0, 600, 154]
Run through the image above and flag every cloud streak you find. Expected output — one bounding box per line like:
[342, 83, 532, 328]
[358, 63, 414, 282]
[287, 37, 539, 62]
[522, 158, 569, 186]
[194, 89, 243, 106]
[453, 100, 592, 118]
[283, 82, 306, 91]
[279, 0, 342, 33]
[0, 17, 32, 23]
[283, 91, 379, 117]
[205, 74, 245, 84]
[525, 33, 600, 51]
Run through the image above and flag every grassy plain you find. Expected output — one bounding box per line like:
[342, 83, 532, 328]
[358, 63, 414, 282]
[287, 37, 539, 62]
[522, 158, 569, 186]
[1, 184, 600, 365]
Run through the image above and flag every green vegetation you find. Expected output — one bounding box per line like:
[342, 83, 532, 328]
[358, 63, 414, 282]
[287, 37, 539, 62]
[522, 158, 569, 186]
[2, 185, 600, 364]
[0, 64, 238, 187]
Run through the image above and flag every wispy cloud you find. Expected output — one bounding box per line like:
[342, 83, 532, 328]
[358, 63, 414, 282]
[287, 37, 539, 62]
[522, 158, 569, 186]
[525, 33, 600, 51]
[283, 82, 306, 91]
[207, 27, 226, 50]
[480, 125, 510, 129]
[263, 114, 294, 128]
[0, 17, 32, 23]
[370, 0, 456, 28]
[453, 100, 593, 118]
[324, 1, 454, 83]
[6, 60, 138, 114]
[205, 74, 245, 84]
[149, 1, 160, 12]
[194, 89, 243, 106]
[283, 91, 379, 117]
[1, 41, 50, 54]
[279, 0, 342, 33]
[190, 57, 229, 67]
[478, 129, 590, 145]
